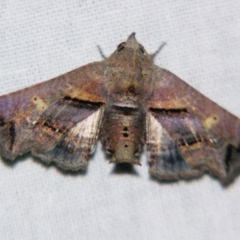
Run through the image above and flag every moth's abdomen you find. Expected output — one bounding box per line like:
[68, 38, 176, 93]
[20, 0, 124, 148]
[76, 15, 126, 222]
[100, 105, 145, 165]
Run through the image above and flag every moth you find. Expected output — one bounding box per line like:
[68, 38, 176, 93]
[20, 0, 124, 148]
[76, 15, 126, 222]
[0, 33, 240, 184]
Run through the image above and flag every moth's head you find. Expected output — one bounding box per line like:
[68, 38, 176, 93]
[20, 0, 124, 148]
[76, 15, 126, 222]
[124, 32, 146, 51]
[116, 32, 148, 55]
[108, 32, 151, 65]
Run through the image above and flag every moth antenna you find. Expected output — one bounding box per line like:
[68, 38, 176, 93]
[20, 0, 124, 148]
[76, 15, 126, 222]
[151, 42, 167, 60]
[97, 45, 107, 59]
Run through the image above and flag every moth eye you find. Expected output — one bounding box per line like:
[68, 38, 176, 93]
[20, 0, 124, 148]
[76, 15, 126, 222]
[117, 42, 126, 52]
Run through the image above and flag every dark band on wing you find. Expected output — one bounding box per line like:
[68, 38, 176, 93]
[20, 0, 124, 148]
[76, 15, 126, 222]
[42, 120, 65, 134]
[150, 108, 188, 115]
[225, 145, 232, 173]
[8, 121, 15, 150]
[63, 96, 103, 110]
[0, 117, 5, 127]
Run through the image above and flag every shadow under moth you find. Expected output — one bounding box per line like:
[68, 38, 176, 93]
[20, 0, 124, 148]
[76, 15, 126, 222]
[0, 33, 240, 184]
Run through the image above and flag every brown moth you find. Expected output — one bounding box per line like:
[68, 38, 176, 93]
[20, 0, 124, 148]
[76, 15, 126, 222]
[0, 33, 240, 184]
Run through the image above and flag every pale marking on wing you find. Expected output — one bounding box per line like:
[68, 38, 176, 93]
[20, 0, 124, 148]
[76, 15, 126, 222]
[202, 116, 220, 144]
[146, 112, 163, 156]
[31, 96, 47, 112]
[66, 107, 104, 153]
[203, 116, 219, 129]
